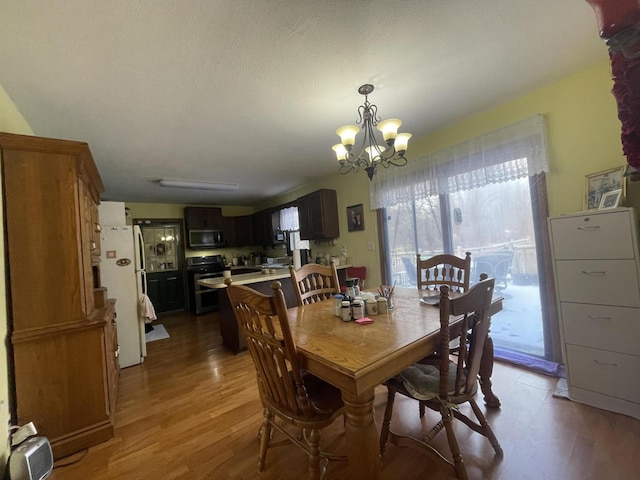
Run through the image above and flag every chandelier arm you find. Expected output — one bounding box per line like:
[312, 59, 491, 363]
[338, 162, 359, 175]
[386, 156, 408, 167]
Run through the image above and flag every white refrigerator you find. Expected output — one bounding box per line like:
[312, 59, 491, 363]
[100, 224, 147, 368]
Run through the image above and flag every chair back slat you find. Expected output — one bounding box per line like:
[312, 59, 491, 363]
[439, 276, 495, 399]
[227, 281, 314, 417]
[290, 263, 340, 305]
[417, 252, 471, 293]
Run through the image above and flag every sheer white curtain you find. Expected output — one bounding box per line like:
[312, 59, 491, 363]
[370, 115, 549, 209]
[280, 206, 299, 231]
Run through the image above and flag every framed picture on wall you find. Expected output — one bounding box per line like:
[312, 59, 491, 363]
[584, 165, 626, 210]
[347, 204, 365, 232]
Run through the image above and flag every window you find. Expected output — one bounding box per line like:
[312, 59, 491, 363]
[372, 116, 560, 366]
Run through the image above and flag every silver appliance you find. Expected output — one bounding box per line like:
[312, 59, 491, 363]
[187, 255, 225, 314]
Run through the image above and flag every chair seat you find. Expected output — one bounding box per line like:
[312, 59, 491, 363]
[400, 362, 459, 401]
[301, 371, 344, 416]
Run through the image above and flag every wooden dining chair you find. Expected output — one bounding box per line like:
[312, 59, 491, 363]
[416, 252, 472, 294]
[289, 262, 340, 305]
[380, 277, 502, 480]
[226, 279, 346, 480]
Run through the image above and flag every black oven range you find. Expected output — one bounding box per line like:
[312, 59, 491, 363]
[186, 255, 226, 315]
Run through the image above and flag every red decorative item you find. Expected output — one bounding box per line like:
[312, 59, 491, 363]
[586, 0, 640, 39]
[586, 0, 640, 170]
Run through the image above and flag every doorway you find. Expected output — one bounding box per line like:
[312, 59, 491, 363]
[134, 219, 186, 313]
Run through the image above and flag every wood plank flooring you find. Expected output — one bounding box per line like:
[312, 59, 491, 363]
[50, 310, 640, 480]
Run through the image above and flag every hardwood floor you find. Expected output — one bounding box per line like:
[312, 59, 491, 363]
[50, 310, 640, 480]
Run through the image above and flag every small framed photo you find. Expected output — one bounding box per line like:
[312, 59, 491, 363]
[598, 189, 622, 210]
[347, 204, 365, 232]
[584, 165, 626, 210]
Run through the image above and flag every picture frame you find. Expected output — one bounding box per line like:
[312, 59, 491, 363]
[584, 165, 626, 210]
[598, 188, 622, 210]
[347, 203, 365, 232]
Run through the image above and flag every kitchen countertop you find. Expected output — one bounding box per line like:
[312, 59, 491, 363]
[198, 264, 351, 289]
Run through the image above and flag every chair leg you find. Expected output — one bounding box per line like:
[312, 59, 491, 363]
[469, 398, 503, 456]
[441, 405, 468, 480]
[258, 408, 274, 473]
[380, 387, 396, 457]
[307, 428, 323, 480]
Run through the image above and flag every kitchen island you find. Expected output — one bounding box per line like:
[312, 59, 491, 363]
[198, 264, 350, 353]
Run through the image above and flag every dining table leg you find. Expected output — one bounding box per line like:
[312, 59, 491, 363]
[479, 332, 501, 408]
[342, 389, 381, 480]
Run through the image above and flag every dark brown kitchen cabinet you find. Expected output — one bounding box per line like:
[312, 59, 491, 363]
[235, 214, 254, 246]
[222, 216, 237, 247]
[297, 189, 340, 240]
[184, 206, 223, 230]
[252, 209, 272, 246]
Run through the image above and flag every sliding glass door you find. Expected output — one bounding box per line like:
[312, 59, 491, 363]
[382, 177, 545, 358]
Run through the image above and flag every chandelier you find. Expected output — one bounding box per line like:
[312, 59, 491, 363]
[333, 84, 411, 180]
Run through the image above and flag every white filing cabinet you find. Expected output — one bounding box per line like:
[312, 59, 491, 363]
[548, 207, 640, 419]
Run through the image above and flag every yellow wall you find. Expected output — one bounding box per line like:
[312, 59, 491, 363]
[127, 60, 624, 291]
[408, 60, 622, 217]
[0, 84, 34, 468]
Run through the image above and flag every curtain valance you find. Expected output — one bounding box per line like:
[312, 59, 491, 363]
[370, 115, 549, 209]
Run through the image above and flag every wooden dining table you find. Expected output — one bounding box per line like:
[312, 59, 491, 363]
[285, 287, 503, 480]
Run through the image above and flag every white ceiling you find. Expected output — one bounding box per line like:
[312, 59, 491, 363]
[0, 1, 607, 206]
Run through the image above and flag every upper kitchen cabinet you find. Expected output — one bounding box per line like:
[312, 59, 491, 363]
[184, 206, 223, 230]
[252, 209, 273, 247]
[234, 214, 255, 247]
[297, 189, 340, 240]
[222, 216, 238, 247]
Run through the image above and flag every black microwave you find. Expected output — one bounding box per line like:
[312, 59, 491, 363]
[188, 229, 225, 249]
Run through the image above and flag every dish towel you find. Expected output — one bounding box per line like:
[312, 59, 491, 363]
[139, 294, 157, 324]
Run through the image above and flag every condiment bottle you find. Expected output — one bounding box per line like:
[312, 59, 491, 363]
[351, 299, 364, 320]
[341, 300, 352, 322]
[333, 294, 344, 317]
[377, 297, 388, 314]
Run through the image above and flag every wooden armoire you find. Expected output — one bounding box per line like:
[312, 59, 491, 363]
[0, 133, 119, 459]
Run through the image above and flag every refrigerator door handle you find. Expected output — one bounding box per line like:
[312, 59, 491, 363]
[141, 269, 147, 296]
[133, 225, 145, 272]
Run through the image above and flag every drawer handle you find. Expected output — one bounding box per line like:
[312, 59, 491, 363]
[581, 270, 606, 276]
[577, 226, 600, 231]
[587, 315, 612, 320]
[593, 359, 618, 367]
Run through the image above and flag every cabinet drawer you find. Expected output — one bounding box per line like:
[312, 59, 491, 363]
[555, 259, 640, 307]
[549, 210, 636, 260]
[561, 303, 640, 355]
[566, 344, 640, 404]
